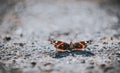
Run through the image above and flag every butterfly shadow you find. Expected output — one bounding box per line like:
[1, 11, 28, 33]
[52, 51, 95, 58]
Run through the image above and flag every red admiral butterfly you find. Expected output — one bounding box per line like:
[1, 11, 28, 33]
[50, 39, 92, 52]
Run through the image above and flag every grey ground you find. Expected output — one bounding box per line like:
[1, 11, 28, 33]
[0, 0, 120, 73]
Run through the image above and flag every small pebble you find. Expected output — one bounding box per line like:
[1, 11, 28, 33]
[118, 42, 120, 45]
[94, 45, 99, 47]
[14, 43, 26, 47]
[44, 62, 54, 67]
[25, 54, 31, 57]
[116, 52, 120, 57]
[19, 43, 25, 47]
[20, 33, 23, 37]
[31, 62, 36, 67]
[108, 56, 112, 59]
[86, 66, 94, 69]
[117, 60, 120, 63]
[80, 59, 85, 63]
[32, 42, 34, 45]
[11, 68, 22, 73]
[100, 37, 107, 40]
[100, 64, 106, 69]
[103, 42, 108, 44]
[104, 66, 114, 72]
[4, 36, 11, 41]
[62, 32, 70, 36]
[110, 37, 113, 40]
[103, 47, 107, 49]
[89, 60, 94, 65]
[12, 60, 16, 63]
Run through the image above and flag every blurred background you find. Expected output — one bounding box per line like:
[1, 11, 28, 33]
[0, 0, 120, 73]
[0, 0, 120, 36]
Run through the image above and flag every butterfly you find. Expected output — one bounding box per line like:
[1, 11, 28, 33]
[50, 39, 92, 52]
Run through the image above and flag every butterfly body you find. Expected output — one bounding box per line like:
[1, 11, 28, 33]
[50, 40, 92, 52]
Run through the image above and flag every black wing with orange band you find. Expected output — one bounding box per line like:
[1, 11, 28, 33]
[50, 40, 92, 52]
[73, 41, 87, 51]
[73, 40, 92, 51]
[53, 41, 70, 52]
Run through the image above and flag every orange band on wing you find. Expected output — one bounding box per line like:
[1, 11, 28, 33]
[78, 42, 86, 48]
[56, 42, 64, 48]
[55, 42, 66, 52]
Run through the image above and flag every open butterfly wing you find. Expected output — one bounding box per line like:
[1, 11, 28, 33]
[73, 41, 87, 51]
[54, 41, 70, 52]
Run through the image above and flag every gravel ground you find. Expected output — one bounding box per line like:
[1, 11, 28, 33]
[0, 0, 120, 73]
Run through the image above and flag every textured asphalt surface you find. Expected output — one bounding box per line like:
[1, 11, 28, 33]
[0, 0, 120, 73]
